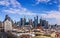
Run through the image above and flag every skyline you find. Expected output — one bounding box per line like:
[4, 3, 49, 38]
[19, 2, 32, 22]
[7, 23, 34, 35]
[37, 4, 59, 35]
[0, 0, 60, 25]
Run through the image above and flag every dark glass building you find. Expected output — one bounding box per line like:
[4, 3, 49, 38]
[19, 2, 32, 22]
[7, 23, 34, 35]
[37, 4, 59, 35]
[20, 17, 26, 26]
[40, 18, 48, 29]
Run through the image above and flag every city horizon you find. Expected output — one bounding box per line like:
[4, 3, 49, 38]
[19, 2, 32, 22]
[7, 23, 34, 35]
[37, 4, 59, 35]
[0, 0, 60, 25]
[0, 14, 60, 25]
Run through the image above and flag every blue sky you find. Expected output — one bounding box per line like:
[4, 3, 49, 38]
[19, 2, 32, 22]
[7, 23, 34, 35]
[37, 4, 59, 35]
[0, 0, 60, 25]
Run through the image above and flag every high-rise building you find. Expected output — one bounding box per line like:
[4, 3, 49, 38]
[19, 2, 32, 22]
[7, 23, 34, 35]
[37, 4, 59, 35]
[36, 16, 38, 25]
[20, 17, 26, 26]
[24, 17, 26, 25]
[21, 18, 23, 26]
[34, 17, 38, 28]
[42, 20, 46, 26]
[40, 18, 43, 26]
[4, 15, 12, 32]
[44, 21, 49, 29]
[33, 17, 36, 28]
[28, 19, 33, 28]
[23, 17, 26, 26]
[40, 18, 49, 29]
[29, 19, 32, 25]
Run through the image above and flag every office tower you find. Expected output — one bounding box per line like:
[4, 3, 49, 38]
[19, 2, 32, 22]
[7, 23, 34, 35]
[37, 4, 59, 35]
[21, 18, 23, 26]
[34, 17, 37, 28]
[23, 17, 26, 26]
[29, 19, 32, 25]
[40, 18, 42, 26]
[44, 21, 49, 29]
[54, 24, 57, 29]
[29, 19, 33, 28]
[33, 17, 35, 28]
[42, 20, 46, 26]
[22, 18, 24, 26]
[40, 18, 49, 29]
[5, 15, 10, 21]
[40, 17, 46, 26]
[4, 15, 12, 32]
[20, 17, 26, 26]
[36, 16, 38, 25]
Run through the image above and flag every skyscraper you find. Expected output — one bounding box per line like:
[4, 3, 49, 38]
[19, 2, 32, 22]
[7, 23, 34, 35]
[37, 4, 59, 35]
[29, 19, 32, 25]
[42, 20, 46, 26]
[36, 16, 38, 25]
[45, 21, 49, 29]
[23, 17, 26, 25]
[4, 15, 12, 32]
[40, 18, 49, 29]
[20, 17, 26, 26]
[21, 18, 23, 26]
[40, 17, 43, 26]
[33, 17, 36, 28]
[34, 16, 38, 28]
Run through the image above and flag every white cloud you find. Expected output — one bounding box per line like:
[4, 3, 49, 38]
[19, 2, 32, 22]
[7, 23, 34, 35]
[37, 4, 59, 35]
[0, 0, 10, 6]
[0, 0, 21, 8]
[3, 8, 37, 16]
[40, 11, 60, 25]
[0, 0, 37, 16]
[35, 0, 50, 5]
[41, 11, 60, 18]
[57, 0, 60, 11]
[37, 0, 50, 2]
[58, 5, 60, 11]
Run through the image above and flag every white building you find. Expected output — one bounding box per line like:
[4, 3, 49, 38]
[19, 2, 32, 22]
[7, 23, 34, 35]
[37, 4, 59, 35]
[4, 19, 12, 32]
[4, 15, 12, 32]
